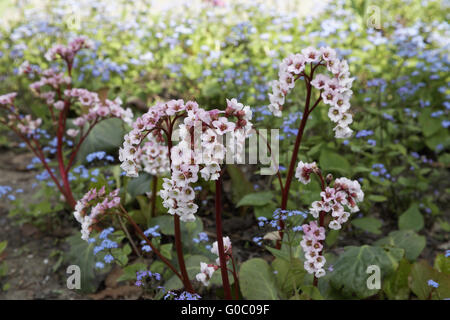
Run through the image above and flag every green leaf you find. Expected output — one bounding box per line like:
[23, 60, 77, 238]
[226, 165, 254, 204]
[383, 259, 412, 300]
[298, 285, 324, 300]
[127, 173, 152, 198]
[272, 258, 306, 297]
[374, 230, 426, 261]
[352, 217, 383, 235]
[116, 262, 148, 282]
[160, 243, 173, 260]
[434, 254, 450, 274]
[239, 258, 279, 300]
[410, 260, 450, 300]
[330, 245, 404, 298]
[0, 241, 7, 255]
[319, 148, 351, 174]
[149, 215, 174, 235]
[398, 204, 424, 231]
[367, 195, 388, 202]
[76, 118, 126, 163]
[65, 233, 103, 293]
[236, 191, 273, 207]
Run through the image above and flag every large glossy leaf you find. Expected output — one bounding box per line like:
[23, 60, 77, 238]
[236, 191, 274, 207]
[382, 259, 412, 300]
[374, 230, 426, 261]
[352, 217, 383, 235]
[65, 233, 104, 293]
[127, 173, 152, 198]
[319, 148, 351, 174]
[239, 258, 279, 300]
[410, 260, 450, 300]
[329, 245, 404, 298]
[398, 204, 424, 231]
[76, 118, 126, 163]
[272, 258, 306, 297]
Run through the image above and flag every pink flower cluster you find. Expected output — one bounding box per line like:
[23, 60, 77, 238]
[45, 36, 93, 62]
[73, 186, 121, 241]
[268, 47, 354, 138]
[310, 177, 364, 230]
[300, 221, 326, 278]
[0, 92, 18, 105]
[0, 93, 42, 136]
[196, 236, 232, 286]
[119, 99, 252, 222]
[29, 69, 71, 92]
[66, 89, 133, 133]
[295, 161, 318, 184]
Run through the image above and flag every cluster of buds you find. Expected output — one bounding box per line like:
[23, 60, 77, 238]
[137, 140, 170, 176]
[196, 236, 232, 286]
[295, 161, 319, 184]
[300, 221, 326, 278]
[268, 46, 354, 138]
[66, 89, 133, 133]
[0, 93, 42, 136]
[73, 187, 121, 241]
[45, 36, 94, 63]
[119, 99, 252, 222]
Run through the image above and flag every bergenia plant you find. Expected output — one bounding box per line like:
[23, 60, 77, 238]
[0, 37, 133, 208]
[75, 98, 252, 298]
[261, 47, 364, 287]
[265, 47, 355, 248]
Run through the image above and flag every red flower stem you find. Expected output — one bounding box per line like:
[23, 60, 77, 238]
[174, 214, 194, 293]
[56, 100, 76, 208]
[277, 79, 312, 249]
[119, 205, 183, 280]
[230, 255, 240, 300]
[215, 175, 232, 300]
[4, 121, 67, 198]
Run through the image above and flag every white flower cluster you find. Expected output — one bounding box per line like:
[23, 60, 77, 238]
[295, 161, 318, 184]
[300, 221, 327, 278]
[119, 99, 252, 222]
[310, 177, 364, 230]
[73, 187, 121, 241]
[196, 236, 232, 286]
[268, 47, 355, 138]
[137, 140, 170, 176]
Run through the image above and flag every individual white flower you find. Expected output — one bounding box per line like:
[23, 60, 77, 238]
[196, 262, 216, 286]
[302, 47, 320, 63]
[328, 107, 343, 122]
[319, 47, 337, 61]
[311, 74, 330, 90]
[333, 125, 353, 139]
[338, 113, 353, 126]
[295, 161, 317, 184]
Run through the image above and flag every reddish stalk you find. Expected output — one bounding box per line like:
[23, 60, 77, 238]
[215, 176, 232, 300]
[276, 65, 323, 249]
[230, 255, 240, 300]
[119, 205, 182, 280]
[276, 80, 312, 249]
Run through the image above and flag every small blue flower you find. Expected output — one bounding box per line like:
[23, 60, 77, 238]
[427, 280, 439, 288]
[95, 262, 105, 269]
[104, 254, 114, 264]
